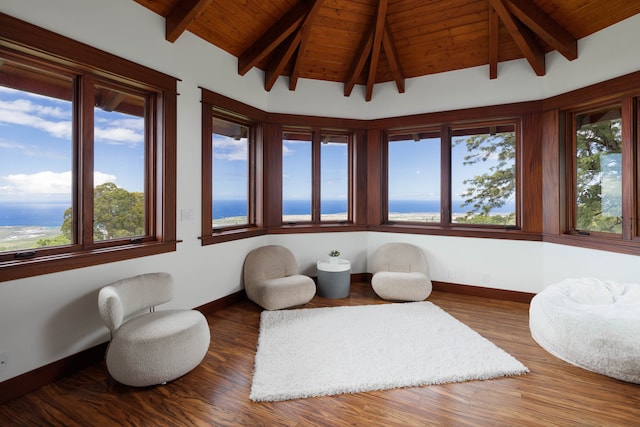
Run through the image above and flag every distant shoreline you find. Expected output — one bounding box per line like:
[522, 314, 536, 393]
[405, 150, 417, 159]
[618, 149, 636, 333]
[213, 212, 482, 226]
[0, 225, 61, 252]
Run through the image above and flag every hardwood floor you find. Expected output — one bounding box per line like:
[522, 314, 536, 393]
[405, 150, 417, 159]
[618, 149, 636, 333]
[1, 282, 639, 426]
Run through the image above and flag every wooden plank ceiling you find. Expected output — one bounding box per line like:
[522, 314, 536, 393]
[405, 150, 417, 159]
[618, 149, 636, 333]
[133, 0, 640, 101]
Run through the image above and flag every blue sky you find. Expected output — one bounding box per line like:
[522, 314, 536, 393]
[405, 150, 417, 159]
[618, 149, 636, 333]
[1, 85, 512, 209]
[212, 133, 248, 200]
[281, 137, 349, 201]
[388, 137, 440, 200]
[0, 87, 144, 202]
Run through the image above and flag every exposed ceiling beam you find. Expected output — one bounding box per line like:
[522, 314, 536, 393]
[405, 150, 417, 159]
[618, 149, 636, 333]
[490, 0, 545, 76]
[344, 1, 403, 100]
[382, 22, 405, 94]
[344, 27, 374, 97]
[98, 90, 126, 112]
[237, 1, 310, 76]
[165, 0, 213, 43]
[489, 4, 499, 79]
[505, 0, 578, 61]
[366, 0, 389, 101]
[265, 32, 302, 91]
[288, 0, 324, 91]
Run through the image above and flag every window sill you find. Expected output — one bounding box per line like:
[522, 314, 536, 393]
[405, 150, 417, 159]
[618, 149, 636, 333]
[200, 227, 267, 245]
[269, 223, 368, 234]
[0, 241, 178, 282]
[369, 223, 542, 241]
[544, 233, 640, 257]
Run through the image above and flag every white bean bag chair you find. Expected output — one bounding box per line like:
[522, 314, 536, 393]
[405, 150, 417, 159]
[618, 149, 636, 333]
[98, 272, 211, 387]
[529, 277, 640, 383]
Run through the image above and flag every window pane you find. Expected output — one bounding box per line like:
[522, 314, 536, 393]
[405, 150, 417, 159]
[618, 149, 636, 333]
[321, 134, 348, 222]
[388, 132, 441, 222]
[212, 117, 249, 227]
[283, 131, 312, 222]
[451, 126, 516, 225]
[0, 60, 74, 252]
[575, 108, 622, 234]
[93, 85, 146, 241]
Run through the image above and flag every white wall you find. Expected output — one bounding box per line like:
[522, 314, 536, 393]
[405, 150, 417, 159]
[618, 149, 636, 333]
[1, 0, 640, 382]
[367, 233, 544, 293]
[543, 243, 640, 286]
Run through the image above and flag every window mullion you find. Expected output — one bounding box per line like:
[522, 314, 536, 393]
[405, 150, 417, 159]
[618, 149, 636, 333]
[441, 125, 452, 227]
[201, 103, 213, 237]
[79, 74, 95, 250]
[621, 96, 635, 240]
[312, 130, 321, 223]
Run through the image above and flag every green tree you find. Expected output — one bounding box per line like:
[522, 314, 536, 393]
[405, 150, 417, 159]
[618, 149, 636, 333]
[575, 118, 622, 233]
[36, 207, 72, 247]
[453, 118, 622, 233]
[454, 132, 516, 225]
[37, 182, 144, 247]
[93, 182, 145, 240]
[455, 212, 516, 226]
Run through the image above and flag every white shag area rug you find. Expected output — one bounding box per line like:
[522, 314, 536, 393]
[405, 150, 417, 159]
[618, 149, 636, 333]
[250, 302, 529, 402]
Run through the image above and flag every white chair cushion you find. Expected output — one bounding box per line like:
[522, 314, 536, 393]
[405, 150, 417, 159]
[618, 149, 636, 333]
[106, 309, 210, 387]
[371, 242, 432, 301]
[249, 275, 316, 311]
[371, 271, 432, 301]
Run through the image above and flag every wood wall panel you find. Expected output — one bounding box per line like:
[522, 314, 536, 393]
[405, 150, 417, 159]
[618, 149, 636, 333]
[353, 129, 369, 226]
[520, 113, 543, 233]
[263, 122, 283, 229]
[541, 109, 561, 235]
[366, 128, 383, 225]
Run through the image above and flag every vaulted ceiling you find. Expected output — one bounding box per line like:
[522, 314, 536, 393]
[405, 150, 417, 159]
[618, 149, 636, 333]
[133, 0, 640, 101]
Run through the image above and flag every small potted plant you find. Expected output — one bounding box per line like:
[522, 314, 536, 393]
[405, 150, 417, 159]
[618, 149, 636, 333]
[328, 249, 340, 263]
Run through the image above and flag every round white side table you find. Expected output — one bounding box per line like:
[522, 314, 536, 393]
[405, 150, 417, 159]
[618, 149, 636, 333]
[316, 258, 351, 298]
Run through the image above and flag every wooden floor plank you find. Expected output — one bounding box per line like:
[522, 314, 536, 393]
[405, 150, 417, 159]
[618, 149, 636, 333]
[1, 282, 639, 426]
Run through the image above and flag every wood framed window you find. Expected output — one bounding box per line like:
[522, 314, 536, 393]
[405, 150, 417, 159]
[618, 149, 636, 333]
[564, 102, 632, 240]
[383, 120, 519, 229]
[0, 13, 178, 282]
[450, 122, 518, 228]
[569, 105, 623, 236]
[282, 128, 352, 224]
[385, 127, 441, 224]
[200, 89, 265, 244]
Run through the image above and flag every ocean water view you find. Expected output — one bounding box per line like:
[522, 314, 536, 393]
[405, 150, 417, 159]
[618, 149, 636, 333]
[0, 199, 516, 227]
[1, 199, 515, 251]
[0, 201, 70, 227]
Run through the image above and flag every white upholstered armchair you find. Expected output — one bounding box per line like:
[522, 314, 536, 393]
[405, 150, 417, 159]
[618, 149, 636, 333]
[371, 242, 432, 301]
[98, 272, 210, 387]
[243, 245, 316, 310]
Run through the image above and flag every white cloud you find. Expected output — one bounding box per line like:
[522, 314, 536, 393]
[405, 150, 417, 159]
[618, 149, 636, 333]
[0, 99, 72, 139]
[94, 171, 117, 185]
[0, 170, 116, 195]
[95, 115, 144, 146]
[0, 96, 144, 146]
[95, 126, 143, 145]
[213, 135, 247, 161]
